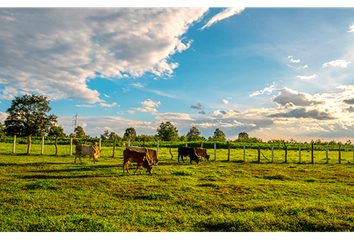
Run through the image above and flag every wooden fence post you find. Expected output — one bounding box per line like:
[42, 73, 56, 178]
[311, 142, 314, 164]
[99, 138, 101, 151]
[339, 144, 341, 164]
[243, 144, 246, 162]
[112, 136, 116, 157]
[284, 144, 287, 163]
[169, 141, 173, 159]
[55, 136, 59, 155]
[227, 141, 230, 162]
[299, 145, 301, 163]
[257, 145, 261, 163]
[186, 141, 188, 147]
[214, 142, 216, 161]
[70, 137, 72, 156]
[157, 140, 159, 156]
[41, 136, 44, 155]
[271, 145, 274, 163]
[201, 142, 203, 148]
[326, 146, 329, 164]
[12, 135, 16, 154]
[27, 135, 31, 155]
[128, 139, 130, 147]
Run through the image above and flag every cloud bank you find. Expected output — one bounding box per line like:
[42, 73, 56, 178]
[0, 8, 208, 103]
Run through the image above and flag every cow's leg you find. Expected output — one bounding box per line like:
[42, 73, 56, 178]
[92, 154, 96, 164]
[78, 154, 83, 163]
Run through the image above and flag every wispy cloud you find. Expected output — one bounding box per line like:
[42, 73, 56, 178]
[133, 107, 158, 113]
[104, 94, 110, 98]
[200, 7, 245, 30]
[222, 99, 228, 104]
[290, 59, 300, 63]
[75, 105, 94, 108]
[99, 102, 117, 107]
[249, 83, 276, 97]
[348, 23, 354, 32]
[127, 110, 135, 115]
[323, 59, 351, 68]
[287, 64, 308, 69]
[141, 99, 161, 108]
[297, 74, 318, 80]
[191, 103, 204, 110]
[130, 82, 144, 88]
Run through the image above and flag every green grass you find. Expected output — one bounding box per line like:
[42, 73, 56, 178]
[1, 143, 354, 231]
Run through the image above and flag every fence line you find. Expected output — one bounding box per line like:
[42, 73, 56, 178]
[1, 136, 353, 164]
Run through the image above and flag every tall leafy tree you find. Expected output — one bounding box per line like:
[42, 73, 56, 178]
[238, 132, 249, 140]
[186, 126, 201, 141]
[156, 121, 178, 141]
[5, 94, 57, 137]
[101, 130, 110, 140]
[48, 125, 66, 137]
[74, 126, 85, 138]
[212, 128, 226, 141]
[124, 127, 137, 140]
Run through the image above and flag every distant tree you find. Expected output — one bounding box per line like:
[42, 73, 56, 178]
[179, 135, 188, 142]
[212, 128, 226, 141]
[186, 126, 201, 141]
[124, 127, 137, 140]
[74, 126, 85, 138]
[5, 94, 57, 137]
[48, 125, 66, 137]
[109, 131, 118, 140]
[238, 132, 249, 140]
[101, 130, 110, 140]
[156, 121, 178, 141]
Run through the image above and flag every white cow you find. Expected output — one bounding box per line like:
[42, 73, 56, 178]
[73, 140, 101, 163]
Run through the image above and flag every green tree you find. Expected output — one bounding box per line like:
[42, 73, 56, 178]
[101, 130, 109, 140]
[48, 125, 66, 137]
[74, 126, 85, 138]
[5, 94, 57, 137]
[156, 121, 178, 141]
[238, 132, 249, 140]
[212, 128, 226, 141]
[124, 127, 137, 140]
[186, 126, 201, 141]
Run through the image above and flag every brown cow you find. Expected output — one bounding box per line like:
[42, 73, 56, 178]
[73, 140, 101, 163]
[127, 146, 159, 165]
[195, 147, 210, 161]
[178, 146, 200, 164]
[123, 148, 153, 174]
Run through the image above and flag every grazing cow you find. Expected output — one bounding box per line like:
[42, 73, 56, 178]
[123, 148, 153, 174]
[127, 146, 159, 165]
[195, 147, 210, 161]
[178, 146, 200, 164]
[73, 140, 101, 164]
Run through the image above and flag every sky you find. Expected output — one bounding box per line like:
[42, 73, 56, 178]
[1, 3, 354, 142]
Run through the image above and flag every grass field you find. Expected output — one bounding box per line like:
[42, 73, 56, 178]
[1, 143, 354, 232]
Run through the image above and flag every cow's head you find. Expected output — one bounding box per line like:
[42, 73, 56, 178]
[143, 157, 153, 174]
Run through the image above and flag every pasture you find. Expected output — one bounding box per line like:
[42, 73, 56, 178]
[1, 142, 354, 231]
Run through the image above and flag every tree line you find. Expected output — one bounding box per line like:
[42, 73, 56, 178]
[0, 94, 351, 146]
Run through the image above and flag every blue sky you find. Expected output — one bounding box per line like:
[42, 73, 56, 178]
[1, 4, 354, 142]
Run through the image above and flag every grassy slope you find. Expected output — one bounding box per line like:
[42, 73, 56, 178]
[0, 143, 354, 232]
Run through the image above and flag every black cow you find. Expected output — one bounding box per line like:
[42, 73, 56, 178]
[178, 146, 200, 164]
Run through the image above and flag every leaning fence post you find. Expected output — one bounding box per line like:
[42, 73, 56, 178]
[271, 145, 274, 163]
[70, 137, 72, 156]
[299, 145, 301, 163]
[214, 142, 216, 161]
[12, 135, 16, 154]
[257, 145, 261, 163]
[99, 138, 101, 150]
[243, 144, 246, 162]
[55, 136, 59, 155]
[339, 144, 341, 164]
[326, 146, 329, 163]
[112, 136, 116, 157]
[41, 136, 44, 155]
[311, 142, 314, 164]
[284, 143, 287, 163]
[27, 135, 31, 155]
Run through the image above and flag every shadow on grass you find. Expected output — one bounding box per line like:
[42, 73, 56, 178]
[0, 162, 68, 167]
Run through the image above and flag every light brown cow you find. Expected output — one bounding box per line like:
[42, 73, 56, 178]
[195, 147, 210, 161]
[73, 140, 101, 163]
[123, 148, 153, 174]
[127, 146, 159, 165]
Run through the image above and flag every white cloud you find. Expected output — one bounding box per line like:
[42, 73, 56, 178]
[133, 107, 158, 113]
[297, 74, 318, 80]
[75, 105, 94, 108]
[130, 82, 144, 88]
[104, 94, 110, 98]
[348, 23, 354, 32]
[0, 8, 208, 103]
[290, 59, 300, 63]
[152, 112, 193, 121]
[141, 99, 161, 108]
[287, 64, 308, 69]
[249, 84, 276, 97]
[99, 102, 117, 107]
[200, 7, 245, 30]
[288, 56, 293, 59]
[127, 110, 135, 115]
[222, 99, 228, 104]
[323, 59, 351, 68]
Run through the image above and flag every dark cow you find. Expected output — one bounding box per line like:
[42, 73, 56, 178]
[127, 146, 159, 165]
[123, 148, 153, 174]
[195, 147, 210, 161]
[178, 146, 200, 164]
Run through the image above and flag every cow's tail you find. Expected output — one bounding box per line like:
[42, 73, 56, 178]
[73, 139, 78, 145]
